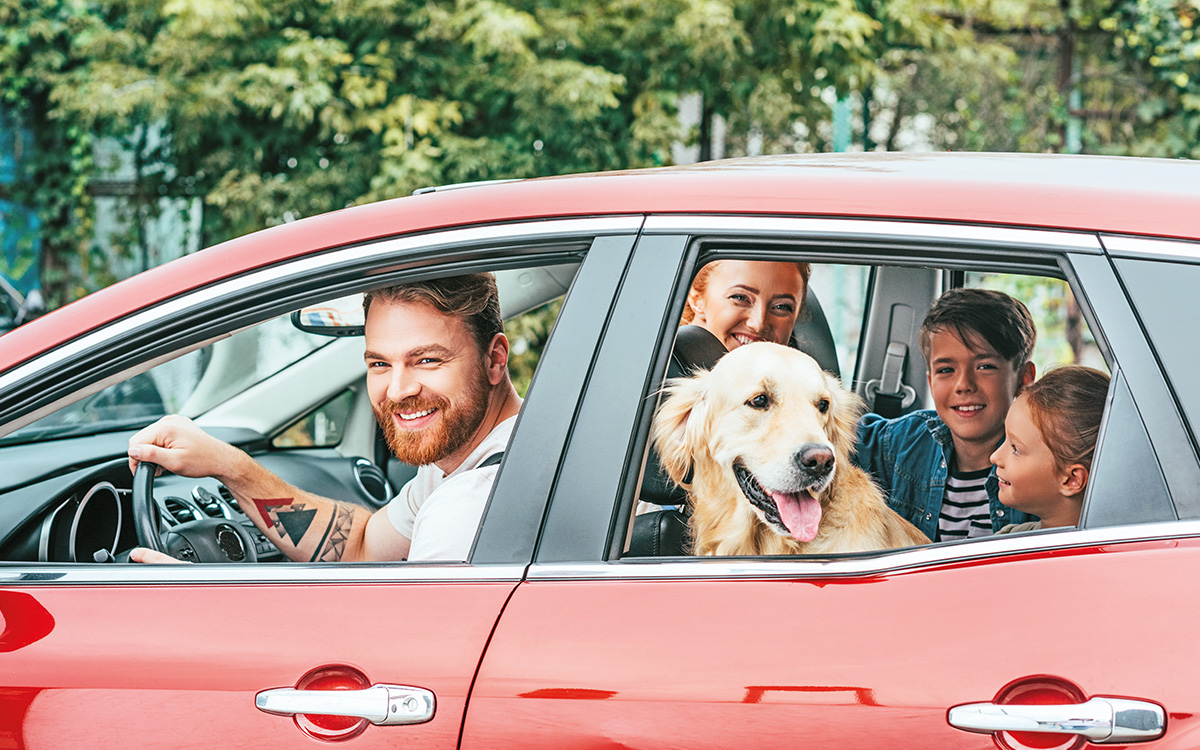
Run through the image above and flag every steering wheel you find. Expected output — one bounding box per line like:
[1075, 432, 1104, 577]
[132, 461, 258, 563]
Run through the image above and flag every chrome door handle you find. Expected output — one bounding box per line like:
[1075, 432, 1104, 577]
[948, 697, 1164, 743]
[255, 684, 435, 726]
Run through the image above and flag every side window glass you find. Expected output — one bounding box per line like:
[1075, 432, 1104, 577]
[1083, 369, 1175, 527]
[632, 257, 889, 558]
[272, 389, 357, 449]
[807, 264, 871, 383]
[4, 257, 583, 566]
[1, 316, 333, 445]
[1114, 258, 1200, 453]
[504, 298, 563, 397]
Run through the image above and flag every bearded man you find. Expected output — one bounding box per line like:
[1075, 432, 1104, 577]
[127, 274, 521, 563]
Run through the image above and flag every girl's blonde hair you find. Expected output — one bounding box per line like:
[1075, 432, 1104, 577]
[1023, 366, 1110, 473]
[680, 260, 811, 325]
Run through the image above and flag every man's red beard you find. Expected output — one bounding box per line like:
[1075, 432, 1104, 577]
[373, 369, 491, 467]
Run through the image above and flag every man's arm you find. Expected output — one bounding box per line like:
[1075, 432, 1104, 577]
[129, 415, 411, 562]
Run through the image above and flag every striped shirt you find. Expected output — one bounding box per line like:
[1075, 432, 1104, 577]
[939, 466, 993, 540]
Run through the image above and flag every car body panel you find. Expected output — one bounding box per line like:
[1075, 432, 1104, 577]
[0, 574, 517, 749]
[470, 534, 1200, 749]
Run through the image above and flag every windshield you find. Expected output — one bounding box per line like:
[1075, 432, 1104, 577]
[2, 314, 332, 445]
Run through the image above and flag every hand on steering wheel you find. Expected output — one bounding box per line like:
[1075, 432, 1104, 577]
[132, 461, 258, 563]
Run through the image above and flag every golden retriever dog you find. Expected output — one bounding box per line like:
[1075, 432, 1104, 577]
[651, 342, 929, 556]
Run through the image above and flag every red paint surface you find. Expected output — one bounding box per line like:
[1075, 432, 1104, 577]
[464, 538, 1200, 749]
[0, 580, 514, 749]
[0, 592, 54, 653]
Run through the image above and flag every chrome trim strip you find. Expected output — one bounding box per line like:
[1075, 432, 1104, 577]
[0, 563, 526, 585]
[531, 520, 1200, 580]
[642, 215, 1101, 252]
[0, 216, 643, 393]
[1101, 234, 1200, 260]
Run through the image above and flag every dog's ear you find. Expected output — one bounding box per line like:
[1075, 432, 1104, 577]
[650, 371, 711, 486]
[826, 372, 865, 460]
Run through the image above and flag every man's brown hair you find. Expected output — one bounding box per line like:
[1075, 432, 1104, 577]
[363, 273, 503, 355]
[919, 287, 1037, 369]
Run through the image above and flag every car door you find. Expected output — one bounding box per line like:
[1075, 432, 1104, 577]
[0, 221, 641, 748]
[464, 217, 1200, 749]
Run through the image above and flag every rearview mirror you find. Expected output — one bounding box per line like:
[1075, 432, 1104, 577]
[291, 294, 365, 336]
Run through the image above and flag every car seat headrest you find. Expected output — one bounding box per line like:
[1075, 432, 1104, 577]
[640, 325, 726, 507]
[791, 286, 841, 380]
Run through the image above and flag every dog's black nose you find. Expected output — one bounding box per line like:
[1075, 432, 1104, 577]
[795, 444, 834, 476]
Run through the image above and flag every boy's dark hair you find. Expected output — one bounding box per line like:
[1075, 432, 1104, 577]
[362, 273, 503, 356]
[919, 288, 1037, 368]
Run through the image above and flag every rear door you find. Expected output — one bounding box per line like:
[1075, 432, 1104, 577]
[465, 217, 1200, 749]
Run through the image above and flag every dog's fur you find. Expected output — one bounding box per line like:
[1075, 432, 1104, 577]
[651, 342, 929, 555]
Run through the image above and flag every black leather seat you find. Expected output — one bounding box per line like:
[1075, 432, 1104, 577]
[626, 287, 841, 557]
[791, 286, 841, 381]
[628, 325, 726, 557]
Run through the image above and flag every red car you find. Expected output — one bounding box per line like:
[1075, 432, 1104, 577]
[1, 152, 1198, 749]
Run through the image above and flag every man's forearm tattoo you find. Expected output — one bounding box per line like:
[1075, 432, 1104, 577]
[253, 498, 311, 544]
[310, 505, 353, 562]
[252, 497, 353, 561]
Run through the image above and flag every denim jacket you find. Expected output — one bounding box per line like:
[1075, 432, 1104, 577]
[853, 409, 1034, 541]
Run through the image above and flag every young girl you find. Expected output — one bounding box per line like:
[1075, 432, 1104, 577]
[990, 366, 1110, 532]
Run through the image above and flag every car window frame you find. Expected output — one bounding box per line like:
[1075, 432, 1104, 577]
[533, 214, 1200, 576]
[1103, 235, 1200, 518]
[0, 217, 643, 582]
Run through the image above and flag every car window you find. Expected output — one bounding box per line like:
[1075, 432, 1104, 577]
[0, 253, 589, 568]
[808, 264, 871, 383]
[628, 252, 1128, 560]
[1113, 257, 1200, 460]
[273, 389, 358, 449]
[1083, 368, 1175, 527]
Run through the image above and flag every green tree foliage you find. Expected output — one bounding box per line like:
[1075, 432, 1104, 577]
[1102, 0, 1200, 157]
[861, 0, 1200, 156]
[0, 0, 103, 301]
[504, 297, 561, 396]
[2, 0, 969, 304]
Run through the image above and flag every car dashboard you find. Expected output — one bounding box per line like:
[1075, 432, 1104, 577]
[0, 427, 395, 564]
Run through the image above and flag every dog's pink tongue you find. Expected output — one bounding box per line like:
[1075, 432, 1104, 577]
[773, 491, 822, 542]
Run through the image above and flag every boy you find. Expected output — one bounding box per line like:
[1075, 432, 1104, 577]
[854, 288, 1038, 542]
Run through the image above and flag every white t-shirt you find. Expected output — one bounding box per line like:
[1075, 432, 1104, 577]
[386, 414, 518, 562]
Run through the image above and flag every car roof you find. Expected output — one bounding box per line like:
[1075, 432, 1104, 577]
[3, 151, 1198, 372]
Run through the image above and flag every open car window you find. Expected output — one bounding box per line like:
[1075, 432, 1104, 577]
[0, 249, 592, 567]
[623, 250, 1150, 560]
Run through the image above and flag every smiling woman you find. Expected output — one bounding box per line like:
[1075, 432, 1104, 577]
[681, 260, 811, 350]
